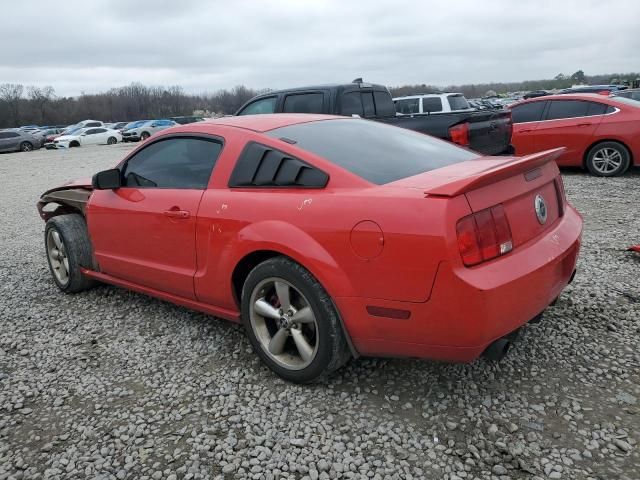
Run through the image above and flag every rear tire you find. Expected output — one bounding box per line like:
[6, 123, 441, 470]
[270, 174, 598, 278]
[241, 257, 350, 383]
[107, 136, 117, 145]
[20, 142, 33, 152]
[45, 214, 97, 293]
[585, 141, 630, 177]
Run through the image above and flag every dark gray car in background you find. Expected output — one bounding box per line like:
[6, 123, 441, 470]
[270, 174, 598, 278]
[0, 129, 43, 153]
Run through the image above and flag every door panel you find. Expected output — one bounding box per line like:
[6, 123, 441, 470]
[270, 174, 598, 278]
[533, 119, 600, 166]
[511, 122, 541, 155]
[87, 188, 204, 299]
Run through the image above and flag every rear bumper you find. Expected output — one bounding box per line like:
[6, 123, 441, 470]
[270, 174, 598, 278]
[335, 205, 582, 362]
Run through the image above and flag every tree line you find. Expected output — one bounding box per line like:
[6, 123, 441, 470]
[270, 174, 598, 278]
[1, 71, 638, 128]
[0, 83, 267, 128]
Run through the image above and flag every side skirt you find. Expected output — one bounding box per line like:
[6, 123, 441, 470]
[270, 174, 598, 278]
[81, 269, 241, 323]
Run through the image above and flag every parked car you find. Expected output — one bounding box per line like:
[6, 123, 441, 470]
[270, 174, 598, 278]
[47, 127, 122, 149]
[523, 90, 549, 100]
[121, 119, 177, 142]
[170, 116, 205, 125]
[557, 85, 627, 95]
[509, 93, 640, 176]
[44, 127, 83, 148]
[0, 129, 43, 152]
[236, 80, 513, 155]
[394, 93, 474, 115]
[612, 88, 640, 102]
[37, 114, 582, 383]
[105, 122, 128, 131]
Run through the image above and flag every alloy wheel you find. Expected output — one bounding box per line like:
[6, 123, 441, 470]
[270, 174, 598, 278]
[591, 147, 623, 175]
[46, 229, 69, 286]
[249, 277, 318, 370]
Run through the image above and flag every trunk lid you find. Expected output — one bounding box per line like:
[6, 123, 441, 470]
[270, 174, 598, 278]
[391, 148, 566, 247]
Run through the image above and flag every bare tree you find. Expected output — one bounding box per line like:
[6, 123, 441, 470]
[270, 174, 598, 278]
[27, 86, 55, 124]
[0, 83, 24, 126]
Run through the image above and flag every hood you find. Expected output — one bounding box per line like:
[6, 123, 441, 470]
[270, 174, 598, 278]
[40, 177, 93, 197]
[55, 134, 79, 141]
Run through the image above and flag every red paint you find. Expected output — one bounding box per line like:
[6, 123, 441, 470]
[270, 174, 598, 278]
[510, 94, 640, 167]
[64, 114, 581, 362]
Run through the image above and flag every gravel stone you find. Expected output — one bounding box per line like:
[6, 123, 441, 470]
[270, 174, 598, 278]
[0, 146, 639, 479]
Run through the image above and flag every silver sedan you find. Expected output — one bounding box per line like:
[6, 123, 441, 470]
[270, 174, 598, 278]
[0, 129, 43, 153]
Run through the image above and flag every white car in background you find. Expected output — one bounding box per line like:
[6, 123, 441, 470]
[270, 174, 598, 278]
[48, 127, 122, 149]
[393, 93, 474, 115]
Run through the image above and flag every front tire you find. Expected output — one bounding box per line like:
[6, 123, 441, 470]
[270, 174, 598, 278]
[20, 141, 33, 152]
[241, 257, 350, 383]
[69, 141, 80, 148]
[45, 214, 97, 293]
[585, 141, 630, 177]
[140, 132, 150, 141]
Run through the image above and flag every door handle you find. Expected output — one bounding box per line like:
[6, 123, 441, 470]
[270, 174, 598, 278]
[576, 123, 593, 127]
[163, 208, 190, 219]
[519, 129, 533, 133]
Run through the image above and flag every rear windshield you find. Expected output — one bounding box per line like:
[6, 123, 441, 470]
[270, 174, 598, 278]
[448, 95, 470, 110]
[266, 119, 477, 185]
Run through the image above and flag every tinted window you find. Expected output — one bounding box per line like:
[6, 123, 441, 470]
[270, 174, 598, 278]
[546, 100, 588, 120]
[266, 119, 477, 185]
[422, 97, 443, 113]
[85, 122, 101, 127]
[447, 95, 470, 111]
[0, 132, 20, 138]
[94, 128, 107, 134]
[585, 102, 608, 116]
[238, 97, 277, 115]
[283, 93, 324, 113]
[340, 92, 363, 116]
[122, 137, 222, 189]
[362, 92, 375, 117]
[395, 98, 419, 114]
[373, 91, 396, 117]
[511, 101, 546, 123]
[84, 129, 98, 135]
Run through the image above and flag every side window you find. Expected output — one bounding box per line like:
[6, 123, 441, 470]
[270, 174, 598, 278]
[362, 92, 375, 117]
[94, 128, 107, 134]
[84, 129, 98, 135]
[228, 142, 328, 188]
[238, 97, 277, 115]
[340, 92, 364, 116]
[511, 101, 546, 123]
[283, 93, 324, 113]
[86, 122, 101, 127]
[422, 97, 443, 113]
[122, 137, 222, 189]
[0, 132, 20, 139]
[373, 91, 396, 117]
[585, 102, 608, 116]
[395, 98, 419, 115]
[546, 100, 588, 120]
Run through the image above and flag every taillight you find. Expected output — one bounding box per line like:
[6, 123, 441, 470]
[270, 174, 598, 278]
[449, 122, 470, 146]
[456, 204, 513, 267]
[554, 176, 566, 216]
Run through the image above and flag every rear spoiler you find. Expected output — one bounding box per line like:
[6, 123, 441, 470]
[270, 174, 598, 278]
[425, 148, 565, 197]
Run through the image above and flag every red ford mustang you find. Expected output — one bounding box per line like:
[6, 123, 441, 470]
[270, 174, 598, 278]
[38, 115, 582, 383]
[509, 93, 640, 176]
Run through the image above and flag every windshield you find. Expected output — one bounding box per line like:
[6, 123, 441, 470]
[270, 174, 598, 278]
[448, 94, 471, 110]
[266, 118, 478, 185]
[64, 127, 82, 135]
[125, 121, 147, 129]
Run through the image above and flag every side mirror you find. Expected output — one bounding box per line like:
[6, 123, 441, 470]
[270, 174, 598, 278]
[92, 168, 122, 190]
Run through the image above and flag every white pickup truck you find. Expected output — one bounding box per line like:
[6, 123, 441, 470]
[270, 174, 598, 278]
[393, 93, 474, 115]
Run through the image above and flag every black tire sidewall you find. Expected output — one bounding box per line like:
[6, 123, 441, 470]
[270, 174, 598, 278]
[241, 257, 344, 383]
[108, 137, 116, 144]
[20, 142, 32, 152]
[44, 215, 96, 293]
[586, 142, 630, 177]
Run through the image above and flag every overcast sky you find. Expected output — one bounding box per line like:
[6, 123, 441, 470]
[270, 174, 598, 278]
[2, 0, 638, 96]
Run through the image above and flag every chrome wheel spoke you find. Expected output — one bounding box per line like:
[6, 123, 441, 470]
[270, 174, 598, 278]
[254, 298, 281, 320]
[52, 231, 63, 250]
[291, 328, 314, 362]
[268, 328, 289, 355]
[274, 281, 291, 312]
[292, 306, 314, 324]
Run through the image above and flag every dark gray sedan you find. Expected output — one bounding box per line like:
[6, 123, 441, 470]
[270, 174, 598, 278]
[0, 130, 43, 153]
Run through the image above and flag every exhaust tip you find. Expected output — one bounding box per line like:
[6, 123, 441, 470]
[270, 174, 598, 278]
[483, 338, 511, 362]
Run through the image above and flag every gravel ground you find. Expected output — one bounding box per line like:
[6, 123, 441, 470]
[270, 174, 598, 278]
[1, 145, 639, 480]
